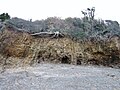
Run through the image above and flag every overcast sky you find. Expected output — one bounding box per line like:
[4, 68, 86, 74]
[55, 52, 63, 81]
[0, 0, 120, 22]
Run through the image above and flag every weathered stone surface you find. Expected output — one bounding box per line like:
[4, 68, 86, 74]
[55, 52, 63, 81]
[0, 25, 120, 68]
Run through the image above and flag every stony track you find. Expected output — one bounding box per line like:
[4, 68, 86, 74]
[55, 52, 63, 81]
[0, 64, 120, 90]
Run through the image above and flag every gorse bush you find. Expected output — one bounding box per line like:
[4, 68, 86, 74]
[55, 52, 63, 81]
[7, 17, 120, 40]
[4, 7, 119, 40]
[1, 7, 120, 40]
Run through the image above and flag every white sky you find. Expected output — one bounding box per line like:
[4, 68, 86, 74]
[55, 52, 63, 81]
[0, 0, 120, 22]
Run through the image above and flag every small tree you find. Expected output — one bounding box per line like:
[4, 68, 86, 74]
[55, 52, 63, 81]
[0, 13, 10, 22]
[81, 7, 95, 31]
[87, 7, 95, 20]
[81, 7, 95, 21]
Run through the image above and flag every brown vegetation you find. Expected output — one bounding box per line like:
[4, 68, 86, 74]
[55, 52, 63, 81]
[0, 25, 120, 68]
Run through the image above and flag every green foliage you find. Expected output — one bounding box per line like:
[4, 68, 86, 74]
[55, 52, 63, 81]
[0, 13, 10, 22]
[9, 16, 120, 40]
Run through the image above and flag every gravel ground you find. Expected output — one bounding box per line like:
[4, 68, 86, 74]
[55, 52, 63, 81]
[0, 64, 120, 90]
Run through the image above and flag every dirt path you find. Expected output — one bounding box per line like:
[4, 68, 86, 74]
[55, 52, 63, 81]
[0, 64, 120, 90]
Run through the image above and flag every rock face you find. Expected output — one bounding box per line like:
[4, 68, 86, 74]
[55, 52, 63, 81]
[0, 25, 120, 68]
